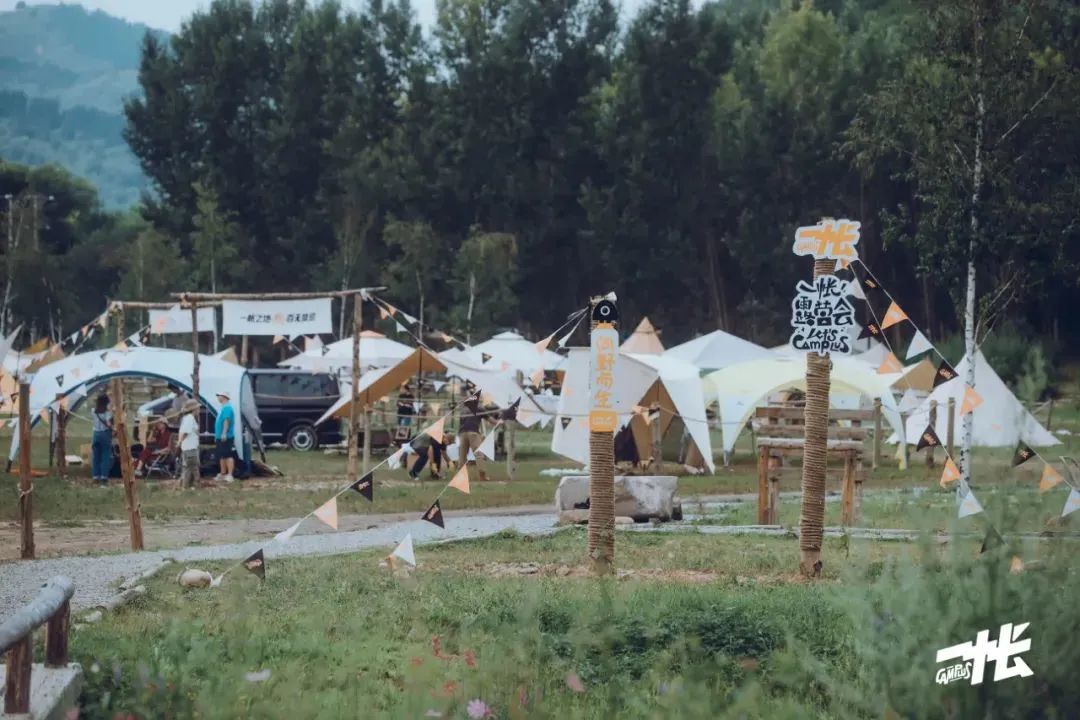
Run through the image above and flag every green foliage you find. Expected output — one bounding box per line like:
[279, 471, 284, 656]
[452, 229, 520, 338]
[1017, 345, 1050, 403]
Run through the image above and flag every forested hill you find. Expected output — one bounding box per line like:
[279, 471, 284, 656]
[0, 3, 165, 208]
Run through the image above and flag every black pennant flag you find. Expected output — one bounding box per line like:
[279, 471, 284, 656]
[560, 416, 572, 430]
[501, 398, 521, 422]
[980, 526, 1005, 555]
[99, 351, 109, 362]
[1011, 442, 1035, 468]
[350, 472, 374, 502]
[242, 549, 266, 580]
[422, 499, 445, 529]
[932, 359, 958, 388]
[916, 424, 941, 452]
[55, 374, 64, 388]
[858, 322, 883, 342]
[481, 352, 492, 364]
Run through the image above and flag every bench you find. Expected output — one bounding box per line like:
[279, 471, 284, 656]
[754, 404, 875, 526]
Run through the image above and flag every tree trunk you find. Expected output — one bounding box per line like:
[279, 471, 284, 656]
[799, 258, 834, 576]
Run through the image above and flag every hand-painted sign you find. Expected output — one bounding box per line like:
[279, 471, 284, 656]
[222, 298, 332, 337]
[790, 275, 855, 355]
[589, 322, 618, 432]
[793, 219, 861, 261]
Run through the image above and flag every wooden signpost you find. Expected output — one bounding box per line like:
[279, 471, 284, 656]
[587, 295, 618, 576]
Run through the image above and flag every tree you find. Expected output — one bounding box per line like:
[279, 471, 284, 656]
[189, 181, 244, 293]
[452, 230, 518, 339]
[384, 219, 444, 330]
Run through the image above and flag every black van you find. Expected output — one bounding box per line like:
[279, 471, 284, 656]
[248, 369, 343, 451]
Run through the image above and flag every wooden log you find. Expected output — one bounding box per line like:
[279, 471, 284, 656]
[18, 382, 33, 559]
[173, 288, 385, 302]
[44, 599, 69, 667]
[755, 438, 864, 452]
[926, 400, 938, 467]
[55, 393, 68, 476]
[768, 475, 780, 525]
[757, 445, 769, 524]
[872, 397, 882, 469]
[4, 635, 31, 714]
[347, 294, 362, 484]
[755, 406, 872, 421]
[111, 378, 143, 550]
[506, 419, 517, 481]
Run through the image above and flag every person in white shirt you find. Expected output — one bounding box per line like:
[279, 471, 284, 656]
[178, 399, 202, 489]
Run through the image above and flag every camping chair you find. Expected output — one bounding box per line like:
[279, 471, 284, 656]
[145, 434, 179, 479]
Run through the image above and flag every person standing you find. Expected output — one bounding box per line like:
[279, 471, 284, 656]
[214, 391, 236, 482]
[91, 395, 113, 484]
[178, 399, 202, 489]
[457, 396, 489, 482]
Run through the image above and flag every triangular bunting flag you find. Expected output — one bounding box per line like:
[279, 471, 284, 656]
[481, 352, 492, 364]
[557, 328, 575, 348]
[958, 489, 983, 518]
[477, 426, 497, 459]
[275, 521, 302, 543]
[530, 369, 544, 387]
[467, 449, 477, 462]
[877, 352, 902, 375]
[1062, 487, 1080, 517]
[538, 413, 552, 429]
[378, 306, 389, 320]
[880, 302, 908, 329]
[413, 401, 423, 413]
[898, 388, 921, 413]
[114, 341, 128, 351]
[1011, 442, 1035, 467]
[980, 526, 1004, 553]
[350, 472, 374, 501]
[387, 448, 404, 469]
[422, 499, 445, 528]
[939, 458, 960, 488]
[932, 359, 958, 388]
[859, 322, 883, 342]
[424, 417, 446, 444]
[273, 335, 285, 344]
[400, 311, 418, 325]
[394, 321, 407, 335]
[447, 465, 470, 494]
[905, 330, 933, 360]
[960, 386, 983, 416]
[305, 336, 323, 352]
[1039, 464, 1063, 493]
[55, 374, 64, 388]
[313, 497, 338, 530]
[834, 258, 851, 272]
[915, 424, 941, 452]
[243, 549, 266, 579]
[534, 334, 554, 354]
[391, 534, 416, 566]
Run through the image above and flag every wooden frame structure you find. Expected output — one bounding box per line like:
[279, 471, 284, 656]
[1, 576, 74, 714]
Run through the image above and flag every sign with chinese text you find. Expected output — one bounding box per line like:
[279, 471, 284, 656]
[589, 322, 618, 432]
[222, 298, 332, 337]
[790, 275, 855, 355]
[793, 219, 861, 261]
[148, 305, 218, 335]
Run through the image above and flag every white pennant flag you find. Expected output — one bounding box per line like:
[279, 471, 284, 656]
[477, 425, 498, 459]
[432, 380, 446, 393]
[538, 413, 552, 429]
[394, 321, 407, 335]
[557, 328, 575, 348]
[515, 407, 538, 428]
[467, 448, 477, 462]
[387, 448, 405, 469]
[313, 497, 338, 530]
[848, 280, 865, 301]
[906, 329, 933, 360]
[445, 440, 460, 459]
[958, 488, 983, 518]
[210, 575, 223, 588]
[275, 521, 302, 543]
[400, 311, 418, 325]
[391, 534, 416, 566]
[898, 388, 921, 413]
[1062, 488, 1080, 518]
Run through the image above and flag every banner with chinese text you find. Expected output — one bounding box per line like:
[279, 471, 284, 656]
[588, 323, 618, 432]
[222, 298, 333, 336]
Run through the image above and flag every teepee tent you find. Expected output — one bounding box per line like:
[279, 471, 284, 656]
[620, 317, 664, 355]
[280, 330, 412, 371]
[664, 329, 773, 372]
[471, 331, 565, 373]
[900, 349, 1058, 447]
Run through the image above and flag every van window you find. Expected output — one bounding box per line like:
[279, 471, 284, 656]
[255, 373, 336, 399]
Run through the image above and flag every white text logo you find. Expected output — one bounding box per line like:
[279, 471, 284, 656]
[935, 622, 1033, 686]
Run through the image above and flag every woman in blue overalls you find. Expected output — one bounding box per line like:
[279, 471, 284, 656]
[91, 395, 114, 484]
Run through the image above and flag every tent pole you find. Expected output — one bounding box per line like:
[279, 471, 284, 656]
[189, 299, 200, 401]
[110, 377, 143, 550]
[347, 293, 362, 484]
[55, 392, 67, 477]
[18, 381, 33, 559]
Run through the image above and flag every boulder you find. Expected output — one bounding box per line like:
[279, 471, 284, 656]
[555, 476, 678, 521]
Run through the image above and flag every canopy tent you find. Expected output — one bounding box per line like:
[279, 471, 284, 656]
[899, 349, 1058, 448]
[470, 331, 565, 374]
[664, 329, 773, 372]
[620, 317, 664, 355]
[279, 330, 412, 372]
[704, 355, 905, 455]
[552, 349, 716, 472]
[315, 346, 544, 425]
[7, 347, 260, 460]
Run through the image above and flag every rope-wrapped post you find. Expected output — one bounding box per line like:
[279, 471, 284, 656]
[587, 297, 618, 576]
[799, 258, 834, 576]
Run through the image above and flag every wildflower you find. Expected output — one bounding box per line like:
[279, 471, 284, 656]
[565, 672, 586, 693]
[463, 649, 477, 668]
[466, 698, 493, 718]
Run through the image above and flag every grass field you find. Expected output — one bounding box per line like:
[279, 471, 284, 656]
[68, 528, 1080, 719]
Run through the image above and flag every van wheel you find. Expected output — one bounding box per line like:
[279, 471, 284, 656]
[286, 423, 318, 452]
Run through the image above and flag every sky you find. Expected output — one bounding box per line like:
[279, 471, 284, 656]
[0, 0, 654, 32]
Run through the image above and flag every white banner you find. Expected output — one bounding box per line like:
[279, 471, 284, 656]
[222, 298, 333, 337]
[149, 305, 217, 335]
[588, 323, 619, 432]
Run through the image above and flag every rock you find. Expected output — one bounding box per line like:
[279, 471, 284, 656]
[557, 509, 589, 525]
[81, 610, 103, 624]
[555, 476, 678, 521]
[177, 568, 213, 588]
[556, 566, 572, 577]
[614, 516, 634, 525]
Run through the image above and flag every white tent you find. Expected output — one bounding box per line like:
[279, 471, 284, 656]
[8, 347, 260, 460]
[552, 348, 715, 472]
[620, 317, 664, 355]
[470, 331, 565, 374]
[900, 349, 1058, 448]
[664, 329, 773, 371]
[704, 355, 905, 455]
[279, 330, 412, 371]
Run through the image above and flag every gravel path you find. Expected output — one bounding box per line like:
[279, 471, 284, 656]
[0, 513, 559, 615]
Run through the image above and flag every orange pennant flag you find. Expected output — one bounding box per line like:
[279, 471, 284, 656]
[1039, 464, 1064, 493]
[880, 302, 908, 329]
[272, 335, 285, 344]
[447, 465, 470, 494]
[534, 334, 554, 354]
[939, 458, 960, 488]
[378, 306, 389, 320]
[313, 497, 338, 530]
[530, 369, 544, 387]
[114, 340, 129, 351]
[424, 417, 446, 444]
[877, 352, 902, 374]
[960, 386, 983, 415]
[1009, 556, 1025, 574]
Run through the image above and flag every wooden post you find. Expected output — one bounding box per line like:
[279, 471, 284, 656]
[900, 412, 910, 469]
[926, 400, 938, 467]
[1046, 397, 1055, 432]
[587, 297, 617, 576]
[111, 378, 143, 550]
[946, 397, 956, 458]
[4, 635, 31, 714]
[55, 393, 67, 477]
[650, 402, 662, 473]
[44, 599, 69, 667]
[756, 445, 769, 524]
[240, 334, 249, 367]
[361, 406, 372, 473]
[768, 475, 780, 525]
[872, 397, 882, 469]
[18, 381, 33, 560]
[347, 293, 362, 484]
[841, 451, 856, 526]
[189, 300, 200, 401]
[506, 419, 517, 481]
